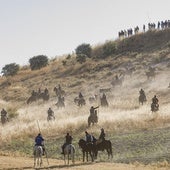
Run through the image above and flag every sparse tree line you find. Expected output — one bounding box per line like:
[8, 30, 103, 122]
[1, 19, 170, 76]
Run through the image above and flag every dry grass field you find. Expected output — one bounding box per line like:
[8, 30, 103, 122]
[0, 29, 170, 169]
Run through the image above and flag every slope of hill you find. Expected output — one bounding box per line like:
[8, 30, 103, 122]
[0, 29, 170, 167]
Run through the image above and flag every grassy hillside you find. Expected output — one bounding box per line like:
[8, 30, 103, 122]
[0, 29, 170, 165]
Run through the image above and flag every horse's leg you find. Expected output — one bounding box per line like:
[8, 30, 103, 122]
[40, 155, 43, 167]
[89, 151, 94, 162]
[67, 153, 69, 165]
[70, 148, 74, 164]
[64, 154, 66, 165]
[34, 154, 36, 167]
[83, 151, 85, 162]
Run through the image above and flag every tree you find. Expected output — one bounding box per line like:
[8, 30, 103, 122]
[1, 63, 19, 76]
[75, 43, 92, 58]
[29, 55, 48, 70]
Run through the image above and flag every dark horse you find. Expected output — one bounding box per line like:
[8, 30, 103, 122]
[139, 94, 147, 105]
[53, 87, 65, 97]
[78, 139, 95, 162]
[95, 140, 113, 159]
[151, 103, 159, 112]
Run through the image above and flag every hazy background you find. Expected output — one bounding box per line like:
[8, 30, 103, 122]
[0, 0, 169, 71]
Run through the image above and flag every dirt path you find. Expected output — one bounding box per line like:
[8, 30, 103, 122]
[0, 156, 169, 170]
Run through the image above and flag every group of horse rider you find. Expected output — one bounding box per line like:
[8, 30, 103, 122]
[139, 88, 159, 111]
[34, 128, 106, 156]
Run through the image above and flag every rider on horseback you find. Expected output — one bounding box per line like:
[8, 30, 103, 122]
[99, 128, 105, 142]
[90, 106, 99, 118]
[35, 133, 45, 155]
[61, 133, 73, 154]
[47, 107, 55, 120]
[139, 88, 146, 101]
[79, 92, 83, 99]
[152, 95, 159, 104]
[1, 108, 8, 124]
[151, 95, 159, 111]
[85, 131, 95, 144]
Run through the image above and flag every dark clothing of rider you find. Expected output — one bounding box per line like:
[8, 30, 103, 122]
[35, 134, 44, 146]
[85, 131, 93, 143]
[1, 109, 7, 117]
[47, 108, 54, 117]
[90, 106, 99, 117]
[79, 92, 83, 99]
[152, 96, 159, 104]
[35, 133, 45, 155]
[61, 133, 73, 154]
[99, 129, 105, 141]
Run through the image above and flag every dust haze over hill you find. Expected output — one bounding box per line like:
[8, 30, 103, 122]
[0, 29, 170, 168]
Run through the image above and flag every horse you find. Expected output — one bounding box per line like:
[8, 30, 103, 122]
[78, 139, 95, 162]
[33, 145, 43, 167]
[145, 71, 155, 80]
[27, 95, 37, 104]
[63, 144, 75, 165]
[88, 95, 98, 104]
[38, 92, 50, 101]
[94, 140, 113, 159]
[88, 112, 98, 127]
[1, 115, 8, 125]
[100, 97, 109, 107]
[55, 97, 65, 109]
[47, 115, 55, 121]
[111, 75, 124, 87]
[74, 97, 86, 107]
[139, 94, 147, 105]
[151, 103, 159, 112]
[53, 87, 65, 97]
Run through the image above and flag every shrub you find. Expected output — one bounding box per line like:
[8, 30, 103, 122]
[102, 41, 116, 58]
[76, 54, 86, 64]
[29, 55, 48, 70]
[1, 63, 19, 76]
[75, 43, 92, 58]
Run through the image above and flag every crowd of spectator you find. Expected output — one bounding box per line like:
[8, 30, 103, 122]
[118, 20, 170, 38]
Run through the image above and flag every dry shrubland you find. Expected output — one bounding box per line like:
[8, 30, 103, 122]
[0, 30, 170, 167]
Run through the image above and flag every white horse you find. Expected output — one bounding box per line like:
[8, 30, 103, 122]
[34, 145, 43, 167]
[63, 144, 75, 165]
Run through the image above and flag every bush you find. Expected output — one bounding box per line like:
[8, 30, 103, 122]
[102, 41, 116, 58]
[75, 43, 92, 58]
[1, 63, 19, 76]
[76, 54, 86, 64]
[29, 55, 48, 70]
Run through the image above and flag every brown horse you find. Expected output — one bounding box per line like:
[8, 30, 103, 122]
[94, 140, 113, 159]
[78, 139, 95, 162]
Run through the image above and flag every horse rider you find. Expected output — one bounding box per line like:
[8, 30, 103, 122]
[47, 107, 55, 119]
[1, 108, 7, 117]
[90, 106, 99, 118]
[35, 133, 45, 155]
[31, 90, 36, 96]
[79, 92, 83, 99]
[139, 89, 146, 101]
[44, 88, 49, 95]
[61, 133, 73, 154]
[1, 108, 8, 122]
[99, 128, 105, 142]
[85, 131, 94, 144]
[152, 95, 159, 105]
